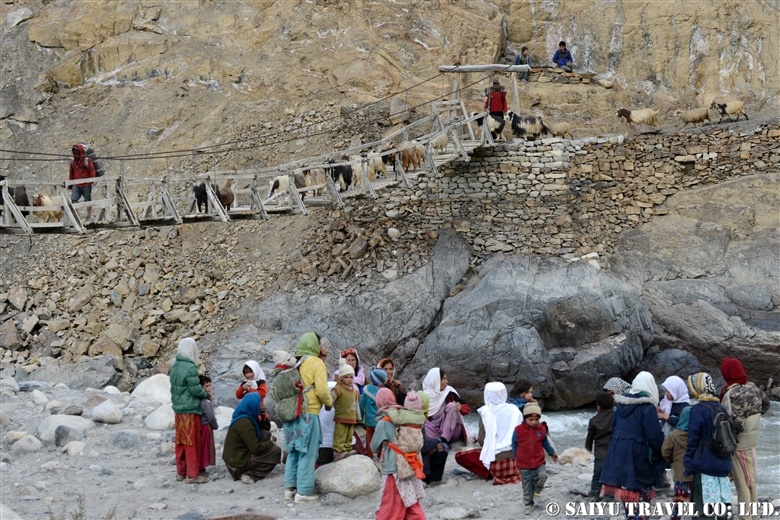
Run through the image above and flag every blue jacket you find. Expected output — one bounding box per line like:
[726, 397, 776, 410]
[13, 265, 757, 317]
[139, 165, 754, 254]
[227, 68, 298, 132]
[552, 49, 573, 68]
[600, 393, 665, 490]
[684, 402, 732, 477]
[359, 384, 381, 428]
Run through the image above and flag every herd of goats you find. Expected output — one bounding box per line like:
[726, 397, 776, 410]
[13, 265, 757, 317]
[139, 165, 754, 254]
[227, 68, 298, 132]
[0, 99, 750, 222]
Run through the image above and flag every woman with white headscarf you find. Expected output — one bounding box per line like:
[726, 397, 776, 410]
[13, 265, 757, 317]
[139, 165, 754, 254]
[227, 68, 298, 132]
[422, 368, 470, 444]
[455, 382, 523, 485]
[600, 371, 665, 516]
[170, 338, 210, 484]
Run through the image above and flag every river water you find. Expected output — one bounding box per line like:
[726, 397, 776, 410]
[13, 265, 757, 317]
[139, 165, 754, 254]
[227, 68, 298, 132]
[465, 401, 780, 499]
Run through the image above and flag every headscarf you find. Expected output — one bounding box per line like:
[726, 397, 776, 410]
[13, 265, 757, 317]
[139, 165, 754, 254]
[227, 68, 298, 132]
[478, 382, 522, 469]
[422, 367, 458, 417]
[418, 391, 430, 417]
[659, 375, 690, 415]
[71, 144, 86, 168]
[177, 338, 198, 363]
[378, 358, 395, 375]
[369, 369, 388, 387]
[674, 406, 692, 431]
[295, 332, 321, 357]
[603, 377, 632, 396]
[720, 358, 748, 398]
[687, 372, 718, 401]
[230, 392, 263, 438]
[630, 371, 659, 405]
[333, 348, 365, 387]
[404, 391, 423, 410]
[375, 387, 398, 411]
[242, 360, 265, 382]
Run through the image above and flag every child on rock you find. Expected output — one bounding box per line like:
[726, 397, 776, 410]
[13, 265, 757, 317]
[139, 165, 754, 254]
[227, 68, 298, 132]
[331, 358, 361, 461]
[236, 360, 268, 402]
[198, 375, 218, 476]
[585, 392, 613, 500]
[512, 403, 558, 514]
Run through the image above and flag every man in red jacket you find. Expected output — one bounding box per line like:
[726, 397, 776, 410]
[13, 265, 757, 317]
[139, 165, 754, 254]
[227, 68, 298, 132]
[484, 79, 508, 118]
[69, 144, 96, 223]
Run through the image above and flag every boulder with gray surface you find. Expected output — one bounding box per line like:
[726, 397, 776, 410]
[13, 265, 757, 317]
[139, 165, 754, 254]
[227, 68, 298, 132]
[314, 455, 380, 498]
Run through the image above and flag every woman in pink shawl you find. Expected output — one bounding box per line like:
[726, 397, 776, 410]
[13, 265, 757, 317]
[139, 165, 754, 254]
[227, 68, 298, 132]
[422, 368, 470, 444]
[333, 348, 366, 394]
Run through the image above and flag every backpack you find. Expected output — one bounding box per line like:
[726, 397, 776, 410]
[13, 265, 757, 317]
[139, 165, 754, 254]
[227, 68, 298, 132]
[381, 416, 425, 480]
[699, 402, 737, 459]
[269, 355, 313, 424]
[77, 143, 105, 177]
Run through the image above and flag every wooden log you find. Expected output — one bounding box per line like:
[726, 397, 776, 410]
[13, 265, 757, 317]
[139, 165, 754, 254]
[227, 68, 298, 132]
[438, 64, 530, 73]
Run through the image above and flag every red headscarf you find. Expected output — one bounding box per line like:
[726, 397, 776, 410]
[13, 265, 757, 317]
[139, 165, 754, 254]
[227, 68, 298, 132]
[720, 358, 748, 398]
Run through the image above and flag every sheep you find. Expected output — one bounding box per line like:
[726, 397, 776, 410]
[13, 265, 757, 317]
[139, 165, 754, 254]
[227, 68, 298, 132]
[269, 173, 306, 199]
[506, 111, 549, 140]
[472, 112, 506, 140]
[545, 121, 573, 139]
[303, 168, 327, 196]
[431, 132, 449, 154]
[675, 108, 712, 129]
[31, 193, 63, 223]
[193, 183, 208, 213]
[710, 100, 747, 123]
[414, 144, 426, 165]
[617, 108, 660, 127]
[216, 181, 234, 210]
[367, 152, 387, 179]
[399, 143, 421, 172]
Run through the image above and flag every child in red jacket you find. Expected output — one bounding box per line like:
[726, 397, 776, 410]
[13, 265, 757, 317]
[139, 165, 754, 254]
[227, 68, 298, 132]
[236, 360, 268, 401]
[511, 403, 558, 514]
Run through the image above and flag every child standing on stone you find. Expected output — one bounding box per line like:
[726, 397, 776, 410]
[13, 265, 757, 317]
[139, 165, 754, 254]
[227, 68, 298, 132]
[585, 392, 614, 500]
[331, 358, 361, 461]
[198, 375, 218, 476]
[662, 406, 693, 520]
[360, 368, 387, 459]
[512, 403, 558, 514]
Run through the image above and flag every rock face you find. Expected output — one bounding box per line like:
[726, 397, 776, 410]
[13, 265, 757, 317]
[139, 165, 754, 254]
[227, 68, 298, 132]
[314, 455, 381, 498]
[210, 230, 471, 404]
[404, 255, 653, 409]
[612, 174, 780, 385]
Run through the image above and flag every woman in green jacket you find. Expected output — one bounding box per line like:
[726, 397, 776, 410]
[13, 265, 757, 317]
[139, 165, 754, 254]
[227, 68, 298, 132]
[223, 393, 281, 483]
[170, 338, 209, 484]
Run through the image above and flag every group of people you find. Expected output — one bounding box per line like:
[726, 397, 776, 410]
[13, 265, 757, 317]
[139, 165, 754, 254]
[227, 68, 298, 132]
[511, 40, 575, 78]
[170, 335, 771, 520]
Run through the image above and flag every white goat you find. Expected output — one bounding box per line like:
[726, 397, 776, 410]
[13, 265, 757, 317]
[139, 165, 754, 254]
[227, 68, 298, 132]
[710, 100, 747, 123]
[675, 108, 711, 128]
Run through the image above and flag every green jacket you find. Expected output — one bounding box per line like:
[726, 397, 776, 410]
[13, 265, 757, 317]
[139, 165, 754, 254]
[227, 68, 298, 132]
[170, 354, 208, 414]
[222, 417, 276, 469]
[370, 408, 426, 475]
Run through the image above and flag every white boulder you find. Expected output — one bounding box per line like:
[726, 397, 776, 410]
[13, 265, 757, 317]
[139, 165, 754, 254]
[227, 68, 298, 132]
[92, 400, 123, 424]
[130, 374, 171, 404]
[314, 455, 380, 498]
[144, 404, 175, 430]
[38, 416, 96, 443]
[0, 377, 20, 393]
[64, 441, 86, 456]
[31, 389, 49, 405]
[215, 406, 235, 431]
[11, 434, 43, 453]
[6, 431, 28, 443]
[103, 386, 121, 395]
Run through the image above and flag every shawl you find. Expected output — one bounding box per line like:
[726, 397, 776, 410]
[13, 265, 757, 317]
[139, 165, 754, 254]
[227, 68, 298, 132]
[376, 387, 400, 411]
[422, 368, 458, 417]
[295, 332, 321, 357]
[478, 382, 521, 469]
[230, 392, 263, 437]
[720, 358, 748, 399]
[242, 360, 265, 382]
[659, 375, 690, 414]
[630, 371, 659, 406]
[687, 372, 719, 402]
[675, 406, 692, 431]
[603, 377, 632, 396]
[177, 338, 198, 364]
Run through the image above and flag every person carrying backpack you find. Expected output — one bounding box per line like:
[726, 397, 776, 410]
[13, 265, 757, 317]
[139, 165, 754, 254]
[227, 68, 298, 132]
[685, 373, 733, 520]
[69, 144, 96, 224]
[371, 388, 426, 520]
[277, 333, 332, 504]
[720, 359, 769, 520]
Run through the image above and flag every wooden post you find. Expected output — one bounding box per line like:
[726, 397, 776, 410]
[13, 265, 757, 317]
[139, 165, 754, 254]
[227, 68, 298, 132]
[451, 131, 470, 162]
[59, 187, 84, 234]
[288, 172, 307, 215]
[425, 144, 438, 177]
[325, 166, 343, 208]
[204, 178, 228, 221]
[511, 72, 520, 114]
[2, 183, 33, 233]
[394, 153, 410, 187]
[250, 175, 268, 220]
[360, 160, 377, 199]
[116, 176, 139, 226]
[160, 176, 181, 224]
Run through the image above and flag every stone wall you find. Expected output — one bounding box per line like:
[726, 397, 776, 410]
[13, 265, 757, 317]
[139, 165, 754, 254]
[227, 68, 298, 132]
[382, 120, 780, 263]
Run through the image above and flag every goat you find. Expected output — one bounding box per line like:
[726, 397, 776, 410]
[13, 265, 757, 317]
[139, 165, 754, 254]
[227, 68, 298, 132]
[545, 121, 573, 139]
[32, 193, 64, 222]
[431, 132, 449, 154]
[303, 168, 327, 196]
[193, 183, 208, 213]
[675, 108, 711, 128]
[710, 100, 747, 123]
[269, 173, 306, 199]
[326, 159, 353, 192]
[216, 181, 234, 210]
[472, 112, 506, 140]
[617, 108, 660, 127]
[399, 143, 421, 173]
[506, 111, 549, 141]
[0, 175, 30, 217]
[367, 152, 387, 179]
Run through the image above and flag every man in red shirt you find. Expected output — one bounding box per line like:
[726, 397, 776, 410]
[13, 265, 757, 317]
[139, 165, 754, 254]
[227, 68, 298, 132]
[483, 79, 508, 139]
[69, 144, 96, 223]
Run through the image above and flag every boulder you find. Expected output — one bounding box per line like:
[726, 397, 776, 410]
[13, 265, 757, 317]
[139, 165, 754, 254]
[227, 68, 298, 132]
[725, 286, 774, 311]
[558, 447, 591, 464]
[0, 412, 9, 429]
[439, 507, 471, 520]
[130, 374, 171, 403]
[64, 441, 86, 456]
[38, 416, 95, 443]
[30, 389, 49, 405]
[0, 320, 22, 351]
[92, 400, 123, 424]
[214, 406, 234, 431]
[86, 394, 108, 408]
[54, 425, 84, 447]
[314, 455, 380, 498]
[58, 405, 84, 416]
[144, 404, 175, 430]
[0, 377, 20, 393]
[18, 381, 51, 392]
[6, 431, 28, 443]
[11, 434, 43, 453]
[405, 255, 653, 409]
[112, 429, 143, 449]
[14, 355, 121, 390]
